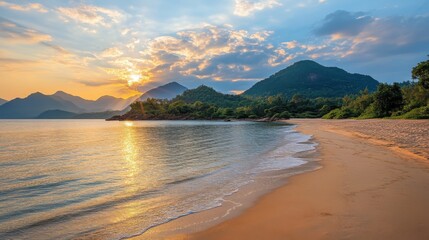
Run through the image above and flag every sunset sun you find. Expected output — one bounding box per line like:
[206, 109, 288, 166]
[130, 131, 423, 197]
[128, 74, 142, 87]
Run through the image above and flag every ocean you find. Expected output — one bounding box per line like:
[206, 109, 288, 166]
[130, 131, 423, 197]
[0, 120, 316, 239]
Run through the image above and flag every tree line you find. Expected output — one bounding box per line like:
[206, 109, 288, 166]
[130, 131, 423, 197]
[118, 94, 341, 121]
[323, 58, 429, 119]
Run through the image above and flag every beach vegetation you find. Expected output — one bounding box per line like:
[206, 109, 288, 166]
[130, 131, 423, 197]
[412, 57, 429, 89]
[324, 59, 429, 119]
[111, 86, 341, 120]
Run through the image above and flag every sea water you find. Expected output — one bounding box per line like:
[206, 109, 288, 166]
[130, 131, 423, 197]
[0, 120, 316, 239]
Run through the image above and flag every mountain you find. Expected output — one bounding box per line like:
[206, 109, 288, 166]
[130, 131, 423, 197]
[140, 82, 188, 101]
[93, 95, 137, 111]
[37, 109, 126, 119]
[36, 110, 77, 119]
[0, 92, 84, 119]
[0, 98, 7, 106]
[243, 60, 379, 98]
[53, 91, 139, 112]
[174, 85, 251, 108]
[0, 91, 138, 119]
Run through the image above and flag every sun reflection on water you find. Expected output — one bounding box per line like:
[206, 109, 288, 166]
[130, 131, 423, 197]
[110, 123, 174, 229]
[114, 125, 141, 223]
[124, 121, 134, 127]
[123, 128, 138, 179]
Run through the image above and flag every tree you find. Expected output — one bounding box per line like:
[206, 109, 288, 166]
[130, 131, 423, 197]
[235, 106, 252, 118]
[168, 100, 190, 115]
[373, 83, 403, 117]
[412, 57, 429, 89]
[222, 108, 234, 117]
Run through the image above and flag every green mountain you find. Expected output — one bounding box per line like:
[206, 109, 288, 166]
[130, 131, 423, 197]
[140, 82, 188, 101]
[243, 60, 379, 98]
[174, 85, 251, 108]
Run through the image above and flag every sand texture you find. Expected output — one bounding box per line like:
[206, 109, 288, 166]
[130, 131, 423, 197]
[315, 119, 429, 160]
[184, 119, 429, 240]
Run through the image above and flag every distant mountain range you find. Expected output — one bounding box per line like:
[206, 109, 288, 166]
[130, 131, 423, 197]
[244, 60, 379, 98]
[0, 98, 7, 106]
[0, 92, 83, 119]
[36, 109, 128, 119]
[0, 82, 188, 119]
[52, 91, 139, 112]
[140, 82, 188, 101]
[0, 60, 381, 119]
[0, 92, 139, 119]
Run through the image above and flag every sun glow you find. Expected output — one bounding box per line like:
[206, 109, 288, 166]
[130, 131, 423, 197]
[127, 74, 142, 87]
[124, 121, 134, 127]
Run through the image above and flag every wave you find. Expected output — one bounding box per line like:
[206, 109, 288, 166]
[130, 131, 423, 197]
[116, 125, 318, 239]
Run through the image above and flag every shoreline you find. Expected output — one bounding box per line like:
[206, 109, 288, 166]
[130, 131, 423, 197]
[128, 123, 320, 240]
[106, 116, 284, 122]
[174, 119, 429, 240]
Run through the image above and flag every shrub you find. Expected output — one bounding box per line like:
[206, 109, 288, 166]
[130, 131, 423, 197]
[399, 106, 429, 119]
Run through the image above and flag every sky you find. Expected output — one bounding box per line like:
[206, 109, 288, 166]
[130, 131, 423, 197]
[0, 0, 428, 100]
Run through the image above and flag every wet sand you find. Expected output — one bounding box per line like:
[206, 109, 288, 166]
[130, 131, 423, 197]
[184, 119, 429, 240]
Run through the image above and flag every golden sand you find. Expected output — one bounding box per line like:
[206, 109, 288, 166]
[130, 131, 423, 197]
[184, 119, 429, 240]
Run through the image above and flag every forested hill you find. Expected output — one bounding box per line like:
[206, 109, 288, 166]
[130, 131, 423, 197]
[174, 85, 252, 108]
[243, 60, 379, 98]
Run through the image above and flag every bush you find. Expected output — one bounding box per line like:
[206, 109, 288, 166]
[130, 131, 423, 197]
[278, 111, 291, 119]
[357, 104, 378, 119]
[322, 109, 341, 119]
[295, 111, 319, 118]
[322, 108, 354, 119]
[398, 106, 429, 119]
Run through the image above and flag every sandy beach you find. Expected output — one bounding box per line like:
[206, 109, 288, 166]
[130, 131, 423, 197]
[183, 119, 429, 240]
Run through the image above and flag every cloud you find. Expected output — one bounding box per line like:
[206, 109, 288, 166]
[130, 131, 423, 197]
[41, 42, 70, 55]
[0, 61, 41, 75]
[312, 11, 429, 60]
[99, 47, 124, 58]
[0, 18, 52, 44]
[0, 20, 89, 68]
[78, 79, 124, 87]
[121, 28, 131, 36]
[234, 0, 281, 17]
[0, 57, 37, 72]
[57, 5, 123, 27]
[138, 25, 291, 81]
[295, 0, 326, 8]
[283, 40, 298, 49]
[96, 24, 296, 91]
[0, 1, 47, 13]
[315, 10, 374, 37]
[230, 90, 245, 94]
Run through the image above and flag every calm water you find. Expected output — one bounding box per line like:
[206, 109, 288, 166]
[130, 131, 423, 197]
[0, 120, 315, 239]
